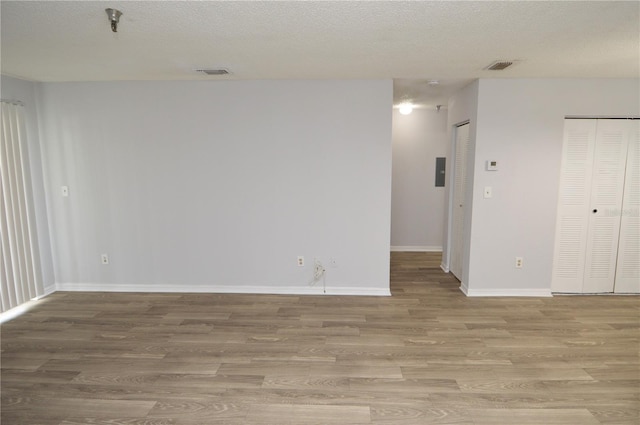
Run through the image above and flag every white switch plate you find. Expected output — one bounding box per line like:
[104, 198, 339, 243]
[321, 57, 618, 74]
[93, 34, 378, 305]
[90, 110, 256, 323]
[484, 186, 492, 198]
[61, 186, 69, 197]
[101, 254, 109, 265]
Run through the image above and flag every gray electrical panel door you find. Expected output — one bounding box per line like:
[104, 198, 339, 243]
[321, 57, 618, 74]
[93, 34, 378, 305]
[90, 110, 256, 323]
[435, 157, 446, 187]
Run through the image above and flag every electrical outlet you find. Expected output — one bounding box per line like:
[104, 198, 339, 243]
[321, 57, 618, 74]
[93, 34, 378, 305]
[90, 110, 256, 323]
[101, 254, 109, 265]
[297, 256, 304, 267]
[328, 257, 338, 268]
[515, 257, 523, 268]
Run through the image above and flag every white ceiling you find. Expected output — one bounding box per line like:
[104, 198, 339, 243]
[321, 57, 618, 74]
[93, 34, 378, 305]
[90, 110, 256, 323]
[2, 1, 638, 108]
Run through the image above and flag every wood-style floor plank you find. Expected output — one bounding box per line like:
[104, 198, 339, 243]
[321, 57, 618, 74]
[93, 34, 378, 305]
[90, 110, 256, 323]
[2, 252, 638, 424]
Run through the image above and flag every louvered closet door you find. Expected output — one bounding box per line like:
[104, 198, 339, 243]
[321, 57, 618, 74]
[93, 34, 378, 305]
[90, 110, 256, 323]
[614, 120, 640, 293]
[450, 123, 469, 281]
[551, 120, 597, 293]
[582, 120, 631, 293]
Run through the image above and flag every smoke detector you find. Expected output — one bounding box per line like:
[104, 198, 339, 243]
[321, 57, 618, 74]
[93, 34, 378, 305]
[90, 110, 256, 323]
[196, 69, 231, 76]
[485, 60, 517, 71]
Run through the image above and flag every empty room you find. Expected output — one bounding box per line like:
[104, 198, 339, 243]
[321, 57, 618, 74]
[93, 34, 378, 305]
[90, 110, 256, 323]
[1, 1, 638, 424]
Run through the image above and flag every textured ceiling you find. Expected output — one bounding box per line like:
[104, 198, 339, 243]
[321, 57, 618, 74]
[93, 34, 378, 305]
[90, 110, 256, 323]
[2, 1, 638, 107]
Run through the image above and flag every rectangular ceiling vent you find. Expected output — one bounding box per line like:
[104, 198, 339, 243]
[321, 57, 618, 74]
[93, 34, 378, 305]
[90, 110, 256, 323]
[485, 61, 515, 71]
[196, 69, 231, 76]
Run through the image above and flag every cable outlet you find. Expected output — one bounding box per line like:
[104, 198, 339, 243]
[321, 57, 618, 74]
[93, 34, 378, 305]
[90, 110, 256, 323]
[101, 254, 110, 265]
[515, 257, 523, 268]
[297, 256, 304, 267]
[309, 258, 327, 294]
[313, 259, 325, 280]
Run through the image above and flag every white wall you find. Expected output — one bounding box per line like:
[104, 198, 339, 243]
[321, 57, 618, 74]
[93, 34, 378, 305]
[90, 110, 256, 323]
[462, 78, 639, 296]
[1, 75, 55, 293]
[391, 108, 448, 251]
[36, 79, 393, 295]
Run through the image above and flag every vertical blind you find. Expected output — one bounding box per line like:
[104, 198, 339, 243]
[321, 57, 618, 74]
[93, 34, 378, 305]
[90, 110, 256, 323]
[1, 101, 43, 313]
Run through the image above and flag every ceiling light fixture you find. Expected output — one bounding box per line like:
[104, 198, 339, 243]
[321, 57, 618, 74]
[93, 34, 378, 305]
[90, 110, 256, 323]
[399, 103, 413, 115]
[105, 8, 123, 33]
[427, 80, 440, 86]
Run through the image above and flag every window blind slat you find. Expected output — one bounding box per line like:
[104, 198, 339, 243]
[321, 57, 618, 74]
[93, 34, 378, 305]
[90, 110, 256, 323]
[0, 101, 43, 314]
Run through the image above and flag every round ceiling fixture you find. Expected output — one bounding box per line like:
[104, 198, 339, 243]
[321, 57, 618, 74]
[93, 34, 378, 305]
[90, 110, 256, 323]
[399, 103, 413, 115]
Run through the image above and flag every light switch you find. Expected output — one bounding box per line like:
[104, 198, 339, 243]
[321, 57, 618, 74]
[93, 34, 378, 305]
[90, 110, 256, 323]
[61, 186, 69, 197]
[484, 186, 492, 199]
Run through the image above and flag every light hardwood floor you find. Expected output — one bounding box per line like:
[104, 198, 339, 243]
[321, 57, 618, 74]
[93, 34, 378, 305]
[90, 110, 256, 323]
[2, 252, 638, 424]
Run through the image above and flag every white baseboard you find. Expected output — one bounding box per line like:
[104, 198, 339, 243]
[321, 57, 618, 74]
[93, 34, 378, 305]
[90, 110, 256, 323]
[461, 286, 553, 297]
[460, 282, 469, 295]
[55, 282, 391, 297]
[322, 287, 391, 296]
[391, 246, 442, 252]
[42, 284, 56, 297]
[440, 263, 450, 273]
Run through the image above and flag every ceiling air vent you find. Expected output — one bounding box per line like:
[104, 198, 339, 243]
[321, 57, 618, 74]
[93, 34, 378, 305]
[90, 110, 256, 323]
[196, 69, 231, 75]
[485, 61, 514, 71]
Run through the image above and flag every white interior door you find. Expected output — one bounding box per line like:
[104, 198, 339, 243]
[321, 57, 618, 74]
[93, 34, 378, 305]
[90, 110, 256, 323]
[450, 123, 469, 281]
[614, 120, 640, 293]
[551, 119, 597, 292]
[583, 120, 630, 292]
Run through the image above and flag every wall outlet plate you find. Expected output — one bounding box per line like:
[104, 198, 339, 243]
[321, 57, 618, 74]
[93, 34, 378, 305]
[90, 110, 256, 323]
[486, 160, 498, 171]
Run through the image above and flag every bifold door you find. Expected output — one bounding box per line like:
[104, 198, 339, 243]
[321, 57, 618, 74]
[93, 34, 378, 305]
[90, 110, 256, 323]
[450, 123, 469, 281]
[552, 119, 639, 293]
